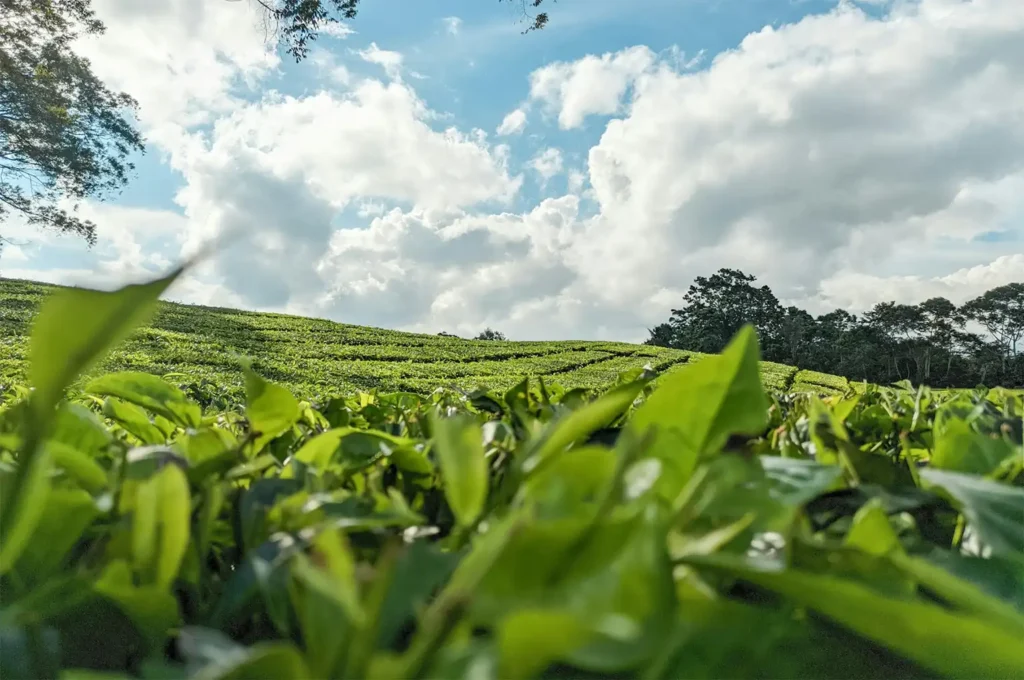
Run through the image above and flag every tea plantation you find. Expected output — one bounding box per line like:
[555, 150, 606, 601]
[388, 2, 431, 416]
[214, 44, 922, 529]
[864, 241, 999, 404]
[0, 278, 853, 400]
[1, 271, 1021, 680]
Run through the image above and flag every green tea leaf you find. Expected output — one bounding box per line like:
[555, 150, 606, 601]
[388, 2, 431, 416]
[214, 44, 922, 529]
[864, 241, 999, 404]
[244, 369, 301, 453]
[931, 417, 1016, 476]
[191, 640, 309, 680]
[630, 325, 767, 499]
[431, 414, 489, 528]
[522, 445, 618, 518]
[29, 267, 185, 415]
[650, 597, 931, 680]
[50, 404, 113, 456]
[523, 380, 646, 476]
[497, 609, 591, 680]
[176, 427, 237, 468]
[93, 560, 180, 648]
[919, 468, 1024, 557]
[686, 553, 1024, 678]
[376, 541, 461, 650]
[0, 449, 51, 575]
[13, 488, 99, 583]
[844, 498, 901, 557]
[87, 372, 201, 430]
[132, 465, 191, 589]
[759, 455, 843, 506]
[561, 503, 676, 672]
[47, 441, 108, 493]
[290, 554, 354, 678]
[102, 397, 167, 445]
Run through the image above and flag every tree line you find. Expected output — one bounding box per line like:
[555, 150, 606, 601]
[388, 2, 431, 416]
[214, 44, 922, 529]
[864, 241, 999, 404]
[645, 269, 1024, 388]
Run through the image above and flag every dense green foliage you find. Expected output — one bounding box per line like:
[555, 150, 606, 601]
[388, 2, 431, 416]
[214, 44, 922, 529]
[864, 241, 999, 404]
[0, 278, 863, 403]
[0, 0, 144, 248]
[647, 269, 1024, 389]
[1, 270, 1023, 679]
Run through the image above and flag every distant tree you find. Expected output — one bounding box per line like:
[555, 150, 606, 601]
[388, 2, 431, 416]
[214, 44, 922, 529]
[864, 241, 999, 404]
[963, 283, 1024, 369]
[917, 297, 965, 381]
[245, 0, 552, 61]
[0, 0, 144, 248]
[863, 301, 929, 382]
[668, 268, 785, 356]
[644, 322, 675, 347]
[475, 328, 507, 341]
[778, 306, 815, 365]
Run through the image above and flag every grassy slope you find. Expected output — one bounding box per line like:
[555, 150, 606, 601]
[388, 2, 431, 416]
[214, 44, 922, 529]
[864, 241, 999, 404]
[0, 278, 852, 399]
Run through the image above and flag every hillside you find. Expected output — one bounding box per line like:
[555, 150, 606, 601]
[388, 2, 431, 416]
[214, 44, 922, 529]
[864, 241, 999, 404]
[0, 277, 852, 398]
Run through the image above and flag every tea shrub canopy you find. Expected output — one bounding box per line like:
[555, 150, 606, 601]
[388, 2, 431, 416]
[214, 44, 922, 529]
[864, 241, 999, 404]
[0, 278, 857, 402]
[0, 271, 1022, 679]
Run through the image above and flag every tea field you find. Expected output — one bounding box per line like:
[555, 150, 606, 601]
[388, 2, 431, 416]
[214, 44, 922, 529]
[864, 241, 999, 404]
[0, 278, 854, 401]
[2, 271, 1022, 680]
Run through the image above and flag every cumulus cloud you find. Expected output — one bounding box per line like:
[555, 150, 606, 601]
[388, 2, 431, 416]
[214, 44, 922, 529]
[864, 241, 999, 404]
[308, 48, 353, 86]
[570, 0, 1024, 322]
[320, 22, 355, 39]
[812, 254, 1024, 312]
[527, 45, 656, 128]
[73, 0, 278, 140]
[567, 170, 587, 194]
[1, 201, 185, 286]
[168, 78, 521, 311]
[24, 0, 1024, 344]
[358, 42, 404, 80]
[314, 196, 582, 337]
[530, 148, 564, 183]
[496, 107, 528, 135]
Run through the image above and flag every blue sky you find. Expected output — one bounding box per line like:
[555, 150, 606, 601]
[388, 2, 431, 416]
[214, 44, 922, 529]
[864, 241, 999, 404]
[2, 0, 1022, 341]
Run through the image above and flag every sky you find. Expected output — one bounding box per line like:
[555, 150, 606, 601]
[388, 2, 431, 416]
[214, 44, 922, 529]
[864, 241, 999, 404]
[1, 0, 1022, 341]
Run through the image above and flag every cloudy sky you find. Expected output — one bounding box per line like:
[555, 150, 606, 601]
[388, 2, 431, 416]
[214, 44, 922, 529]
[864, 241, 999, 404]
[2, 0, 1022, 341]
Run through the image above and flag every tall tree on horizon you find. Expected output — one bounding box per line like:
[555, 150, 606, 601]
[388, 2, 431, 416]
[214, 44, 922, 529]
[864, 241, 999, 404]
[668, 268, 785, 356]
[962, 283, 1024, 371]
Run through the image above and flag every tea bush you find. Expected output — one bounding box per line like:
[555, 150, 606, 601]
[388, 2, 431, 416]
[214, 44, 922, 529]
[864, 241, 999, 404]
[0, 270, 1022, 679]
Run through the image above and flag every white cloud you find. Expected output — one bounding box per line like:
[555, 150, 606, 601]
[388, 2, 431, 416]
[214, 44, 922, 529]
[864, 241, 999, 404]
[0, 245, 28, 262]
[567, 170, 587, 194]
[357, 42, 404, 80]
[314, 197, 582, 337]
[168, 78, 521, 311]
[23, 0, 1024, 345]
[308, 48, 352, 86]
[568, 0, 1024, 323]
[178, 82, 519, 215]
[528, 45, 656, 128]
[357, 201, 389, 218]
[320, 22, 355, 39]
[443, 16, 463, 35]
[530, 148, 564, 183]
[812, 254, 1024, 312]
[74, 0, 278, 140]
[496, 107, 528, 135]
[1, 201, 186, 288]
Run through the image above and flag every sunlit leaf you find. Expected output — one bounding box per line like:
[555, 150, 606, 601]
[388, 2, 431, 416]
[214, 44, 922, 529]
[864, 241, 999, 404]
[244, 368, 301, 453]
[431, 414, 489, 527]
[87, 372, 201, 429]
[29, 267, 184, 416]
[630, 325, 767, 499]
